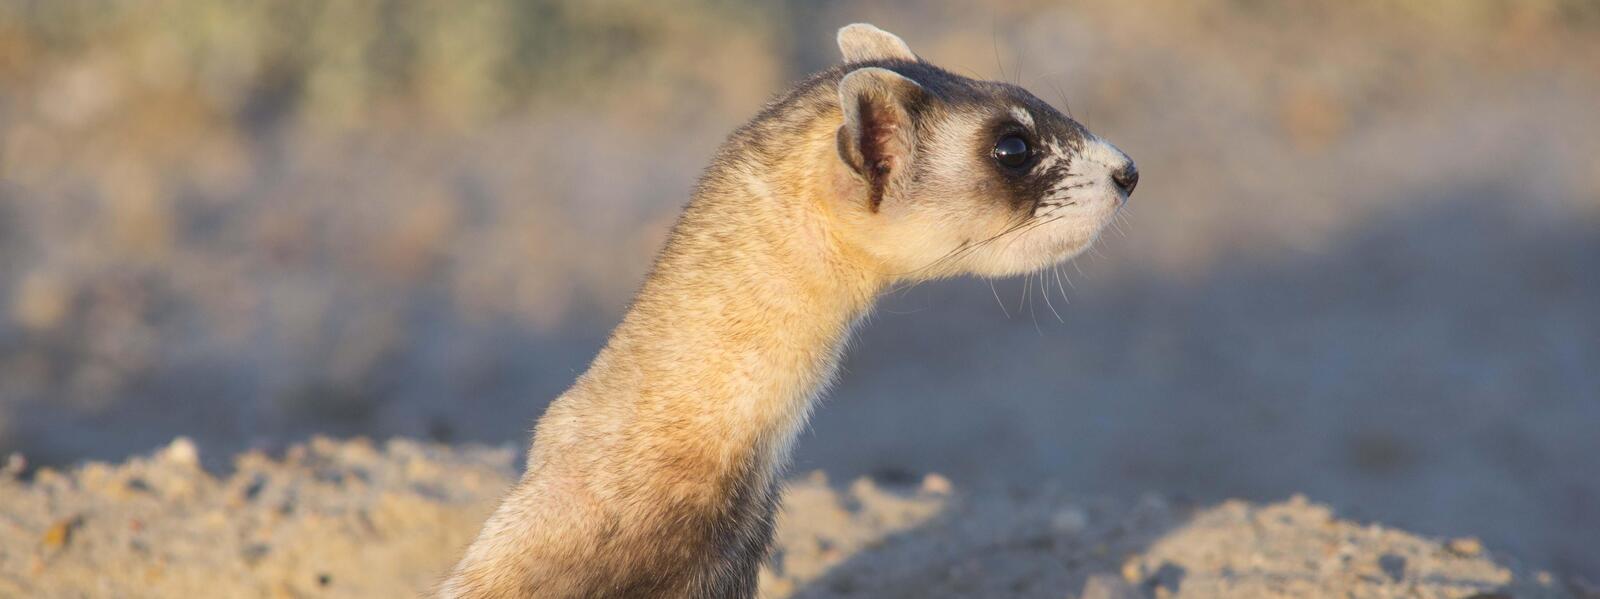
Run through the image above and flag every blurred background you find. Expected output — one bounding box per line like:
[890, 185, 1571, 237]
[1, 0, 1596, 581]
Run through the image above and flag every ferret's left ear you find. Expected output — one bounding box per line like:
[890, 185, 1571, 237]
[836, 67, 924, 212]
[837, 23, 919, 63]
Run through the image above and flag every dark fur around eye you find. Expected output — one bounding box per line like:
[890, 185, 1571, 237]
[993, 135, 1030, 168]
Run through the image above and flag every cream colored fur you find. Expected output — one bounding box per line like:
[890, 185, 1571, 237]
[440, 23, 1132, 599]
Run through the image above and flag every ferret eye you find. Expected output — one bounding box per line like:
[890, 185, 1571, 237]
[993, 135, 1030, 168]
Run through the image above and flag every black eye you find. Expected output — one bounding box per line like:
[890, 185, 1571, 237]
[993, 135, 1030, 168]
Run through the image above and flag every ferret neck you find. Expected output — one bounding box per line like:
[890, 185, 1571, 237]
[444, 121, 885, 599]
[589, 170, 881, 466]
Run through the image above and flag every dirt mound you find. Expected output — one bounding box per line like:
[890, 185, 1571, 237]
[0, 438, 1573, 598]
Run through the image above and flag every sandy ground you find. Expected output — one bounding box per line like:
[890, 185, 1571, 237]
[0, 438, 1580, 599]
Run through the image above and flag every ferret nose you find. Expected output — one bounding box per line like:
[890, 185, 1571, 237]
[1112, 161, 1139, 197]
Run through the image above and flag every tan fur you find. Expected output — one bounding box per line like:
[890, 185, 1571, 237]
[441, 24, 1134, 598]
[837, 23, 918, 63]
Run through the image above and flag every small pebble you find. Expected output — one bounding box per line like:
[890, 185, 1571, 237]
[1121, 556, 1144, 584]
[915, 474, 947, 496]
[1446, 537, 1483, 557]
[160, 438, 200, 468]
[41, 516, 81, 551]
[918, 473, 952, 495]
[2, 453, 25, 477]
[1082, 573, 1143, 599]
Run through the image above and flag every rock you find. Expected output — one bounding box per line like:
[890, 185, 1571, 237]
[40, 515, 82, 551]
[1121, 556, 1144, 584]
[1448, 537, 1484, 557]
[2, 453, 24, 478]
[159, 437, 200, 468]
[918, 473, 953, 495]
[40, 522, 68, 549]
[1082, 573, 1144, 599]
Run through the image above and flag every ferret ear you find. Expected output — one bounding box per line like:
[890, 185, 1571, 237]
[836, 67, 924, 213]
[837, 23, 919, 63]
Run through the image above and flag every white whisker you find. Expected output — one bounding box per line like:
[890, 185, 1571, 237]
[1040, 269, 1064, 323]
[988, 278, 1011, 319]
[1018, 271, 1030, 313]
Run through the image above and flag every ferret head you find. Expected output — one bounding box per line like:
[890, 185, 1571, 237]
[826, 24, 1136, 281]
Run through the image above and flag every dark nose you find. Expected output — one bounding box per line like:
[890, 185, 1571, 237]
[1112, 162, 1139, 197]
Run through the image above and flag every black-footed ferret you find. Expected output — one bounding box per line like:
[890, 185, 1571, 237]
[442, 23, 1137, 599]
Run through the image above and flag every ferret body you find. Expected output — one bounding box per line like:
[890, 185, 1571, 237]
[442, 24, 1137, 599]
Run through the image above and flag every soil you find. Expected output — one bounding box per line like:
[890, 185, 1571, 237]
[0, 438, 1578, 598]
